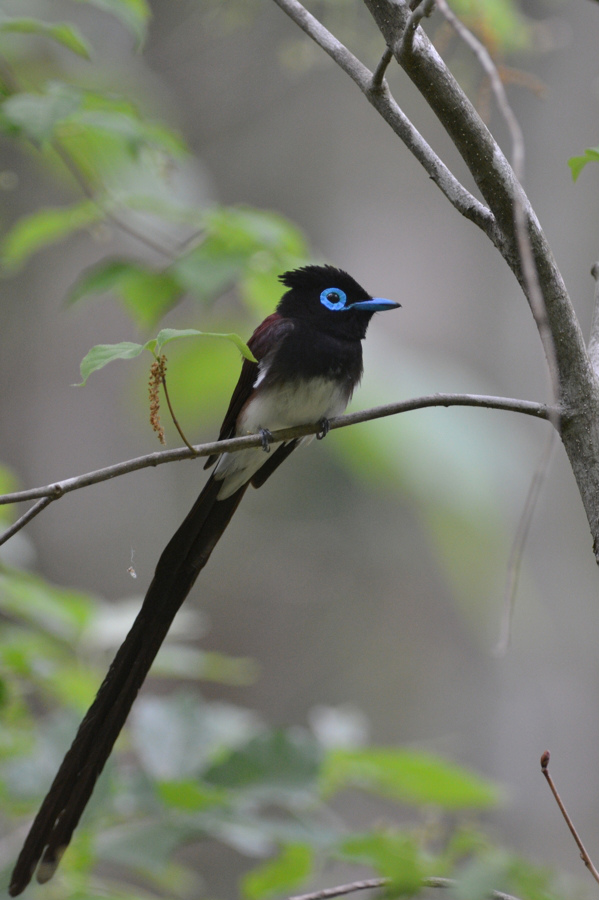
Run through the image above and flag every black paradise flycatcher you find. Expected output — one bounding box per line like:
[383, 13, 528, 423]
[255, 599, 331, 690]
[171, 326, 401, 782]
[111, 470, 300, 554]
[9, 265, 399, 894]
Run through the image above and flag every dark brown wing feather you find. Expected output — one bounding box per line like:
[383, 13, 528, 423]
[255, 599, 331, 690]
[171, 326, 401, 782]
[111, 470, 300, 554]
[204, 313, 293, 468]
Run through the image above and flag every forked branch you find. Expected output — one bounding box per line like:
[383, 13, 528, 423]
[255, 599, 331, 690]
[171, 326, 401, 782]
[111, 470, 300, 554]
[272, 0, 599, 562]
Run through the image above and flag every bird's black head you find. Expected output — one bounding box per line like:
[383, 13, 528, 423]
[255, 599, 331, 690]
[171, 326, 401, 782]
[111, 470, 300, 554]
[277, 265, 399, 340]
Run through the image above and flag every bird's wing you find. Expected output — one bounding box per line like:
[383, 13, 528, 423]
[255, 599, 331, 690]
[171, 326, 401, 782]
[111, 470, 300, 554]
[204, 313, 293, 469]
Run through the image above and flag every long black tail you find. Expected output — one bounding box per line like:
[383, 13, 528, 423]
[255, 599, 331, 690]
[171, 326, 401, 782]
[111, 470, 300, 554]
[9, 475, 248, 896]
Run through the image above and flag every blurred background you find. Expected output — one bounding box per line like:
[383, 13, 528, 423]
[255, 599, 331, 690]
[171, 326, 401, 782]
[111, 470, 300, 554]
[1, 0, 599, 895]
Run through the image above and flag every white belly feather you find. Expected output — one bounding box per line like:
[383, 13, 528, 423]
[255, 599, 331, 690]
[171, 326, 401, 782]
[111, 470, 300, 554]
[214, 377, 350, 498]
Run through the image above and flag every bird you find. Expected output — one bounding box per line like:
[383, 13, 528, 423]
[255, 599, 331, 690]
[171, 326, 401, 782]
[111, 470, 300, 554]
[9, 264, 399, 895]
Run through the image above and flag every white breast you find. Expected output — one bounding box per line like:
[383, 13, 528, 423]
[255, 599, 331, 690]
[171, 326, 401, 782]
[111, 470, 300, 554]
[214, 377, 350, 498]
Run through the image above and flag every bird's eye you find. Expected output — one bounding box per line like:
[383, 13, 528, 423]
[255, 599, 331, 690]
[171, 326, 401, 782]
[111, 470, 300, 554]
[320, 287, 347, 311]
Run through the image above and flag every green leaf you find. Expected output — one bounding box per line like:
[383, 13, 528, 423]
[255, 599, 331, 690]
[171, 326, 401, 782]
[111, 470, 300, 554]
[76, 341, 145, 385]
[321, 748, 501, 810]
[568, 147, 599, 182]
[156, 778, 228, 812]
[205, 728, 322, 797]
[0, 571, 93, 641]
[172, 244, 245, 303]
[71, 110, 186, 157]
[131, 692, 259, 779]
[69, 260, 183, 328]
[1, 200, 102, 270]
[242, 844, 313, 900]
[1, 83, 81, 142]
[71, 0, 151, 45]
[68, 259, 140, 303]
[114, 270, 183, 328]
[0, 18, 92, 58]
[340, 830, 424, 893]
[172, 205, 308, 313]
[152, 328, 257, 362]
[97, 821, 193, 875]
[76, 326, 255, 386]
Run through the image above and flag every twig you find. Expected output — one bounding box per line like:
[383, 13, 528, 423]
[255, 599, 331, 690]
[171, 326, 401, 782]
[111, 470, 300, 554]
[540, 751, 599, 884]
[494, 430, 557, 656]
[271, 0, 499, 241]
[400, 0, 436, 57]
[288, 875, 521, 900]
[371, 47, 393, 90]
[587, 262, 599, 376]
[160, 369, 196, 454]
[0, 393, 554, 546]
[0, 497, 56, 545]
[289, 878, 385, 900]
[434, 0, 560, 426]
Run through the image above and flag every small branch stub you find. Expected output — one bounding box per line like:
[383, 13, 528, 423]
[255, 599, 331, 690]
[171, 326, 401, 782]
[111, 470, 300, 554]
[541, 751, 599, 884]
[587, 262, 599, 377]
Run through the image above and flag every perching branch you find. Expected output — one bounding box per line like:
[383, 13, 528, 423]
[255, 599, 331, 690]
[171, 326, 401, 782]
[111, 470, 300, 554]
[288, 875, 521, 900]
[0, 393, 552, 547]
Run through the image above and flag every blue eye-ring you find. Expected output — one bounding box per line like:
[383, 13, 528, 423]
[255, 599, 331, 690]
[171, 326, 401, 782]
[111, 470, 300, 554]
[320, 287, 347, 311]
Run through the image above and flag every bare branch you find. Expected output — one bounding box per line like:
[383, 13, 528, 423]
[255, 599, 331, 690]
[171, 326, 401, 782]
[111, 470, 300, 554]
[0, 497, 56, 546]
[0, 393, 552, 545]
[371, 46, 393, 89]
[288, 876, 521, 900]
[289, 878, 385, 900]
[541, 751, 599, 884]
[271, 0, 499, 239]
[361, 0, 587, 373]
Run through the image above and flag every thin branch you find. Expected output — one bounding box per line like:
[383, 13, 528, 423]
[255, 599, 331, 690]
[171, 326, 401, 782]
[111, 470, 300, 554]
[0, 393, 554, 546]
[0, 497, 56, 546]
[371, 47, 393, 89]
[400, 0, 435, 57]
[541, 751, 599, 884]
[160, 370, 196, 454]
[289, 876, 521, 900]
[289, 878, 385, 900]
[434, 0, 560, 425]
[271, 0, 500, 240]
[494, 431, 557, 656]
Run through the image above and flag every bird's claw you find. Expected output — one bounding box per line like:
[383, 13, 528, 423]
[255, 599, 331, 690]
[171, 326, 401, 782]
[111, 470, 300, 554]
[259, 428, 273, 453]
[316, 417, 330, 440]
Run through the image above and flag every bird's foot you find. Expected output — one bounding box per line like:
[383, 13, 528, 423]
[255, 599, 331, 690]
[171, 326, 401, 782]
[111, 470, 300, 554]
[316, 417, 330, 440]
[259, 428, 273, 453]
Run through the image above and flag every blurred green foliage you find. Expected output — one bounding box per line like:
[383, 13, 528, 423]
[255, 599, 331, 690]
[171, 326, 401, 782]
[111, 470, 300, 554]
[568, 147, 599, 182]
[0, 1, 575, 898]
[0, 522, 567, 898]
